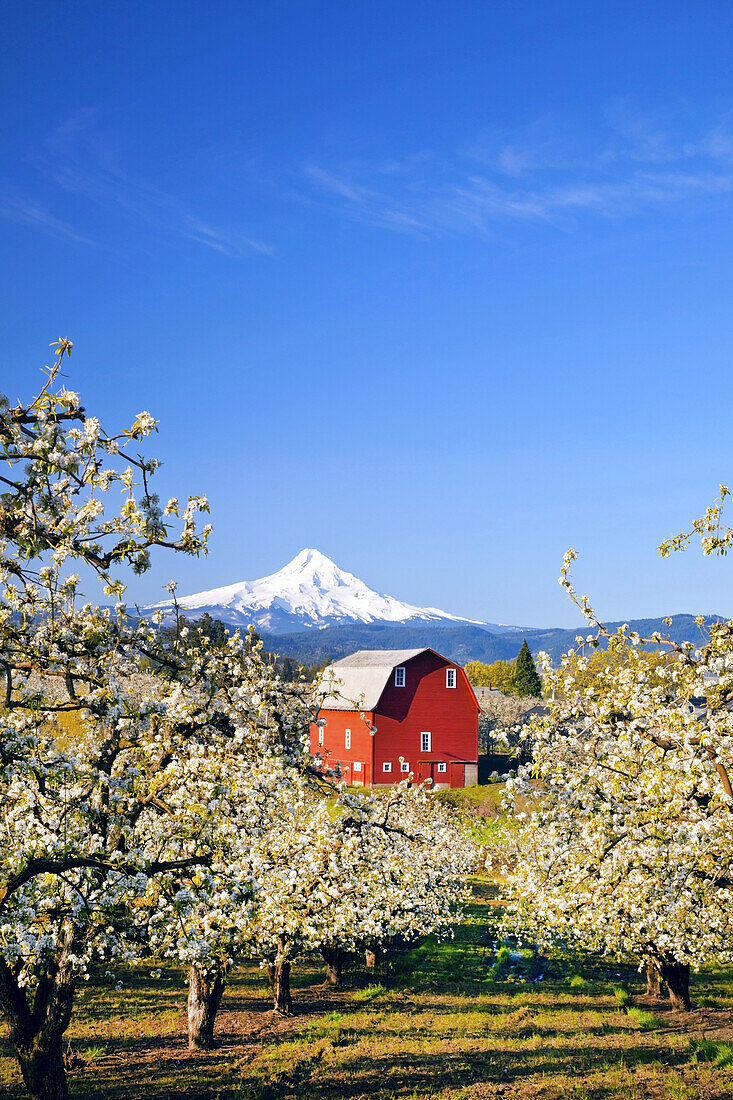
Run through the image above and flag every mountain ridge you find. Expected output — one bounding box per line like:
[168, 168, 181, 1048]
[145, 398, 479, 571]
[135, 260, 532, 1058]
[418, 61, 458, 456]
[257, 614, 727, 667]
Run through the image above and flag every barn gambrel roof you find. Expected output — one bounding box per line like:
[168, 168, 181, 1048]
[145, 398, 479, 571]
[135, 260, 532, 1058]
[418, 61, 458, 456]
[318, 649, 429, 712]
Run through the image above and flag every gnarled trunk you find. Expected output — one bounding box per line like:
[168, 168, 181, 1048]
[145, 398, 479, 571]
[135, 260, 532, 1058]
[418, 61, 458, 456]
[0, 929, 78, 1100]
[661, 961, 691, 1011]
[16, 1039, 68, 1100]
[272, 960, 292, 1016]
[645, 961, 663, 997]
[365, 944, 380, 970]
[321, 946, 344, 988]
[187, 963, 226, 1050]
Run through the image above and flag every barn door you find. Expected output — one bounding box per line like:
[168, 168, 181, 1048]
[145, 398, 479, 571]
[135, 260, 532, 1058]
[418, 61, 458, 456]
[449, 762, 465, 789]
[416, 761, 434, 786]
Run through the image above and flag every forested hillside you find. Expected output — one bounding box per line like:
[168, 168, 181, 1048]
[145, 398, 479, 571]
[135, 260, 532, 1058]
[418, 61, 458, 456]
[261, 614, 726, 667]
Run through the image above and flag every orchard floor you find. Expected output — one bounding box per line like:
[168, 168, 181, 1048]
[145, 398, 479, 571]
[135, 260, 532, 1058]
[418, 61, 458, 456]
[2, 880, 733, 1100]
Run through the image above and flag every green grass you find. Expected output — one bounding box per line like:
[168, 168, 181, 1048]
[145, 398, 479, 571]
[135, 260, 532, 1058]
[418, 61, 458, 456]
[435, 784, 521, 853]
[2, 879, 733, 1099]
[613, 985, 632, 1011]
[352, 984, 387, 1003]
[627, 1007, 662, 1030]
[690, 1037, 733, 1067]
[81, 1044, 107, 1061]
[434, 784, 507, 814]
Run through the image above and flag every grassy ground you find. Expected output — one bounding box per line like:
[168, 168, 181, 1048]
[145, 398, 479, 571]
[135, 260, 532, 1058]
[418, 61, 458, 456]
[2, 877, 733, 1099]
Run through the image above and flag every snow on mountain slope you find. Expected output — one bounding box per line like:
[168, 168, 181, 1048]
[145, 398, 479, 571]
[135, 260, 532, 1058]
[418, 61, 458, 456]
[146, 548, 484, 633]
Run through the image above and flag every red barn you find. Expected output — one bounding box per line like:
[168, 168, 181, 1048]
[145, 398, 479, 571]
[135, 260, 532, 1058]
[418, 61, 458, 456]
[311, 648, 479, 788]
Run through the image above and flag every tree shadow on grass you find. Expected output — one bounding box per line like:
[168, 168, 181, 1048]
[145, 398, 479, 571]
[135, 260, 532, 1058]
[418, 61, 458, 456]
[235, 1039, 702, 1100]
[241, 1050, 637, 1100]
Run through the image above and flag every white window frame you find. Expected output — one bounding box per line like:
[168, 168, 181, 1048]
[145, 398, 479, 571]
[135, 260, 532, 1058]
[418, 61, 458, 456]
[421, 731, 432, 753]
[401, 761, 410, 773]
[437, 762, 447, 773]
[394, 666, 406, 687]
[345, 728, 351, 750]
[383, 761, 393, 773]
[353, 761, 362, 772]
[446, 668, 456, 689]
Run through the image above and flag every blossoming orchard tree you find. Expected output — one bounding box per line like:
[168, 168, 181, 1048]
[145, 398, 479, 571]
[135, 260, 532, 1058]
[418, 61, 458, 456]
[322, 784, 477, 984]
[140, 751, 300, 1048]
[157, 635, 332, 1047]
[147, 769, 476, 1033]
[505, 517, 733, 1011]
[0, 342, 281, 1100]
[135, 630, 323, 1047]
[240, 779, 477, 1016]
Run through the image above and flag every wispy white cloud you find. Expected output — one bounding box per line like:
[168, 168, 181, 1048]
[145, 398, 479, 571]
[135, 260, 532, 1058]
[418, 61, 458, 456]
[0, 194, 95, 245]
[304, 165, 373, 205]
[303, 162, 435, 236]
[303, 111, 733, 239]
[11, 109, 274, 257]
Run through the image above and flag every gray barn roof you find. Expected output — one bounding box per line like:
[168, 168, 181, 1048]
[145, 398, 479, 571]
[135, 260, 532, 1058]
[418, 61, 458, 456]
[319, 649, 429, 711]
[472, 685, 506, 702]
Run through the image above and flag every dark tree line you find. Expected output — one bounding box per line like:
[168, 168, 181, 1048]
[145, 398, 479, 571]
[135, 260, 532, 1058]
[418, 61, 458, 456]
[150, 613, 325, 682]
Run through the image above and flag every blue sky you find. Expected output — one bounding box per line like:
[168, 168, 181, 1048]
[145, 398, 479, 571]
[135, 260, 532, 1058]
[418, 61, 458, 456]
[3, 1, 733, 627]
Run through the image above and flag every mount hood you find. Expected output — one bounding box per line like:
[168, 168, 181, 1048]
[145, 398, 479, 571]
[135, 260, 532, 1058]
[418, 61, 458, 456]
[146, 548, 483, 634]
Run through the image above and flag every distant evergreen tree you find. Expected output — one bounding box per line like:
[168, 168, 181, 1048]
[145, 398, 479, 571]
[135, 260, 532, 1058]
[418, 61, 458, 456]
[514, 638, 542, 697]
[279, 655, 297, 681]
[196, 612, 229, 647]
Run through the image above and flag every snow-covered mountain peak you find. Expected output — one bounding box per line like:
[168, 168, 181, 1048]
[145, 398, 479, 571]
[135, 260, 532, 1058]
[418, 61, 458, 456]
[275, 548, 354, 587]
[146, 548, 483, 634]
[285, 547, 331, 571]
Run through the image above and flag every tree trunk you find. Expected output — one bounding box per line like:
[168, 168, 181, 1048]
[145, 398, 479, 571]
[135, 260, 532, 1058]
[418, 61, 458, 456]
[0, 930, 77, 1100]
[187, 963, 226, 1050]
[16, 1039, 68, 1100]
[321, 946, 344, 988]
[661, 961, 691, 1011]
[365, 944, 380, 970]
[645, 961, 663, 997]
[272, 960, 292, 1016]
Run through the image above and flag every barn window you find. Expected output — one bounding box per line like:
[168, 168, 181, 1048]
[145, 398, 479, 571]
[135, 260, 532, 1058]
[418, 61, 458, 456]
[345, 728, 351, 749]
[401, 761, 410, 773]
[383, 762, 393, 773]
[318, 727, 324, 746]
[421, 731, 432, 752]
[394, 667, 406, 687]
[353, 761, 362, 772]
[446, 668, 456, 689]
[437, 762, 447, 773]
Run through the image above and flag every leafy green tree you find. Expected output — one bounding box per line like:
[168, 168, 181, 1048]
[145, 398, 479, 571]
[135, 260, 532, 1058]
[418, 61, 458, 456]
[465, 658, 518, 693]
[514, 639, 542, 697]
